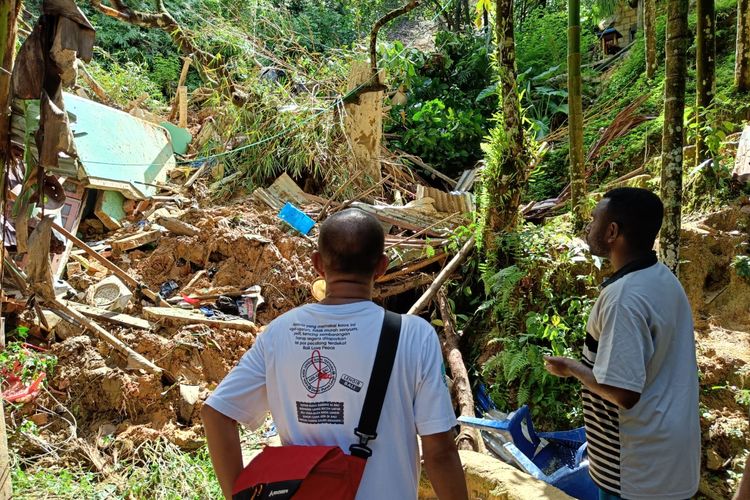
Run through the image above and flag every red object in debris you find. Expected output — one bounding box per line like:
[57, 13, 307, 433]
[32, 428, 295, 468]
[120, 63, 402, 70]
[181, 294, 201, 306]
[2, 372, 46, 403]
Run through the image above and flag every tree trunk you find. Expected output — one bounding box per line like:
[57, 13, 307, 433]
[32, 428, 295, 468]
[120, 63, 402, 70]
[568, 0, 586, 229]
[637, 0, 644, 32]
[436, 291, 480, 452]
[0, 4, 18, 497]
[0, 0, 19, 161]
[696, 0, 716, 163]
[480, 0, 528, 245]
[659, 0, 689, 275]
[644, 0, 657, 78]
[735, 0, 750, 91]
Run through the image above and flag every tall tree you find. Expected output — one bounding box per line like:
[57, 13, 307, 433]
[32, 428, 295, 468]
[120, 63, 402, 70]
[696, 0, 716, 163]
[0, 1, 20, 498]
[644, 0, 657, 78]
[736, 0, 750, 91]
[569, 0, 585, 229]
[659, 0, 689, 274]
[480, 0, 528, 245]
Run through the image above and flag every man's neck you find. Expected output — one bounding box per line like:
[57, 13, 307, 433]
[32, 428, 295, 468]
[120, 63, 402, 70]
[319, 278, 374, 305]
[610, 249, 655, 273]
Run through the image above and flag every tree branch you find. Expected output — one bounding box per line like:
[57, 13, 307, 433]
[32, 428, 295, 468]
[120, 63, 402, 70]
[88, 0, 223, 86]
[369, 0, 421, 76]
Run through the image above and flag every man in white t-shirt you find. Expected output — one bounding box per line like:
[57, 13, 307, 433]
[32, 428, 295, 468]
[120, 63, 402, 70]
[545, 188, 700, 500]
[202, 208, 467, 500]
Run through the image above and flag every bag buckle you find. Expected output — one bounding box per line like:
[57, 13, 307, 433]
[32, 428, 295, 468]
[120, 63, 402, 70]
[349, 428, 376, 458]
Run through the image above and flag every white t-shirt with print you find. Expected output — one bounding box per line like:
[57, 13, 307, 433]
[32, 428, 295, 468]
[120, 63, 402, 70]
[205, 301, 457, 500]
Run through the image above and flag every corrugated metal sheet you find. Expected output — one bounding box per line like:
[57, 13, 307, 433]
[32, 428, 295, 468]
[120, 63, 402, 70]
[11, 93, 176, 199]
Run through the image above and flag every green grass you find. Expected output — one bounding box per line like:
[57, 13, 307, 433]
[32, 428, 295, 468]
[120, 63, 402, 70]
[12, 440, 222, 500]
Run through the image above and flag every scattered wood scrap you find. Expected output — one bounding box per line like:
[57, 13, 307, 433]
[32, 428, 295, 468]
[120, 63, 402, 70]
[111, 229, 161, 253]
[51, 299, 167, 379]
[156, 216, 199, 237]
[67, 302, 152, 330]
[143, 307, 258, 333]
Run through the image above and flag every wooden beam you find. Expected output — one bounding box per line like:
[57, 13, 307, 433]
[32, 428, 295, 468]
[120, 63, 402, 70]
[376, 252, 447, 283]
[49, 221, 169, 307]
[143, 307, 257, 333]
[407, 236, 475, 315]
[51, 299, 168, 380]
[111, 229, 161, 253]
[66, 302, 153, 330]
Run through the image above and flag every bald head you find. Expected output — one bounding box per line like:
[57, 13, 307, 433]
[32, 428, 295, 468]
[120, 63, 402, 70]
[318, 209, 385, 276]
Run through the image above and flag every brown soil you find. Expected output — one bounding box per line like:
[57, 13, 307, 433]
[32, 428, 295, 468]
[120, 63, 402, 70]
[7, 200, 319, 470]
[681, 205, 750, 499]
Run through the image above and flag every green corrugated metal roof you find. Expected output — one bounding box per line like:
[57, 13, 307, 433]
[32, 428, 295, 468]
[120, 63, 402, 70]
[12, 93, 176, 199]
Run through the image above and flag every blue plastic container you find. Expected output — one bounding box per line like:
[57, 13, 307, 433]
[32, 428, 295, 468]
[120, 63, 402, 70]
[278, 202, 315, 235]
[460, 394, 598, 500]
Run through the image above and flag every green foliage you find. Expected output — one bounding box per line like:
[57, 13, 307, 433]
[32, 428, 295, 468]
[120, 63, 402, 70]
[13, 441, 223, 499]
[86, 60, 165, 110]
[732, 255, 750, 282]
[385, 31, 495, 177]
[0, 340, 57, 385]
[516, 10, 597, 75]
[479, 218, 598, 427]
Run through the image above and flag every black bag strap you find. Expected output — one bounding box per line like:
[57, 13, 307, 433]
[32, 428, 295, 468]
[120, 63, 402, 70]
[349, 310, 401, 459]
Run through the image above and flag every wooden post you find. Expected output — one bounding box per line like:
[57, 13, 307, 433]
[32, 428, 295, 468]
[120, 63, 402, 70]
[169, 56, 192, 122]
[178, 86, 188, 128]
[407, 236, 476, 315]
[344, 61, 384, 193]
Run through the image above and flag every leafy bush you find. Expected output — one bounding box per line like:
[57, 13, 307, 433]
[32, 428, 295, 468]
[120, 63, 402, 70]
[479, 218, 599, 427]
[516, 10, 597, 75]
[385, 32, 495, 177]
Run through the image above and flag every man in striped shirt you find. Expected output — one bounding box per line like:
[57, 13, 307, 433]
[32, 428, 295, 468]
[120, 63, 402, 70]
[545, 188, 700, 500]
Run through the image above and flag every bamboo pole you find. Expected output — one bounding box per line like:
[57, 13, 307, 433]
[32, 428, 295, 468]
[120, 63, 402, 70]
[407, 236, 475, 315]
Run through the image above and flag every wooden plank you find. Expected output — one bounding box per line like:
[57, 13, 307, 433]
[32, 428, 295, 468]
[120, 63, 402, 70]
[143, 307, 258, 332]
[111, 229, 161, 253]
[376, 252, 447, 283]
[51, 299, 167, 379]
[350, 202, 446, 237]
[156, 216, 199, 237]
[67, 302, 152, 330]
[178, 86, 188, 128]
[50, 221, 169, 307]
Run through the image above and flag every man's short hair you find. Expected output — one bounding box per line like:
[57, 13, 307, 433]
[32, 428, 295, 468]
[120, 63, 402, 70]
[318, 208, 385, 276]
[603, 187, 664, 251]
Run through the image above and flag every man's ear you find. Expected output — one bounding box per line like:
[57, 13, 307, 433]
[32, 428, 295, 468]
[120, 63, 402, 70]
[373, 254, 389, 279]
[607, 221, 620, 243]
[312, 252, 326, 278]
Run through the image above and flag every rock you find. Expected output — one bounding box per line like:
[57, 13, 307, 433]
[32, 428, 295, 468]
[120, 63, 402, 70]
[178, 384, 200, 423]
[707, 448, 724, 470]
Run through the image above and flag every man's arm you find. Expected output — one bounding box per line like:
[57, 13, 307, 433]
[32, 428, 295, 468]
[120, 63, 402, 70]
[544, 356, 641, 409]
[202, 404, 244, 499]
[733, 457, 750, 500]
[421, 431, 469, 500]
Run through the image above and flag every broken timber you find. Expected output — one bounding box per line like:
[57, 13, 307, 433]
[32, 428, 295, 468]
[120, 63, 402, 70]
[156, 216, 199, 237]
[143, 307, 257, 333]
[52, 299, 166, 378]
[407, 235, 476, 315]
[50, 221, 169, 307]
[67, 302, 152, 330]
[111, 229, 161, 253]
